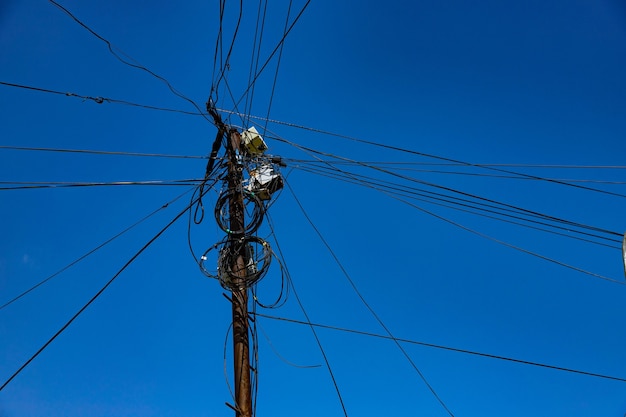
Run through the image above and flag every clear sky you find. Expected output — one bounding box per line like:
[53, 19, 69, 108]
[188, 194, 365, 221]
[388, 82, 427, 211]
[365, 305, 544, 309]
[1, 1, 626, 416]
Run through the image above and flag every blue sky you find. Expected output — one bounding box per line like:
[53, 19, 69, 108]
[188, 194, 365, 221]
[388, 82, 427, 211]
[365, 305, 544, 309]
[1, 1, 626, 416]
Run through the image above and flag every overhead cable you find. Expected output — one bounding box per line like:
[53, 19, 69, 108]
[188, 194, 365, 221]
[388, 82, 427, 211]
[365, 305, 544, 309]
[232, 0, 311, 112]
[0, 188, 195, 312]
[253, 313, 626, 384]
[48, 0, 212, 125]
[0, 81, 203, 116]
[0, 185, 208, 392]
[285, 179, 456, 417]
[221, 108, 626, 197]
[264, 213, 349, 417]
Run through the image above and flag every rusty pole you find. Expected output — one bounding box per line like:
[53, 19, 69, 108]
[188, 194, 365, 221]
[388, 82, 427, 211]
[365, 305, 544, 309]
[226, 128, 253, 417]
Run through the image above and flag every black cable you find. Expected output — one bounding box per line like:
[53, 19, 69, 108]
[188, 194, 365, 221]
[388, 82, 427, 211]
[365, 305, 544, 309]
[383, 185, 626, 285]
[291, 159, 626, 185]
[292, 163, 621, 247]
[273, 135, 622, 238]
[253, 313, 626, 384]
[265, 213, 349, 417]
[0, 188, 194, 312]
[48, 0, 212, 125]
[210, 0, 226, 103]
[243, 0, 268, 128]
[222, 108, 626, 197]
[285, 158, 626, 170]
[262, 0, 293, 136]
[232, 0, 311, 112]
[285, 179, 455, 417]
[273, 137, 625, 283]
[0, 179, 202, 191]
[0, 188, 204, 392]
[0, 80, 206, 116]
[0, 145, 206, 159]
[212, 0, 243, 101]
[284, 151, 625, 284]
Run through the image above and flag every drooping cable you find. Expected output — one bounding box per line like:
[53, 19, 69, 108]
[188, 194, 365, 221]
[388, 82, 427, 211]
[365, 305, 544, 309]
[253, 313, 626, 384]
[289, 158, 626, 185]
[291, 163, 620, 248]
[0, 143, 206, 159]
[0, 179, 202, 191]
[0, 187, 195, 312]
[282, 149, 624, 284]
[243, 0, 268, 129]
[262, 0, 292, 136]
[0, 186, 207, 392]
[272, 135, 622, 238]
[284, 179, 456, 416]
[264, 214, 349, 416]
[211, 0, 243, 103]
[48, 0, 212, 125]
[0, 80, 208, 116]
[232, 0, 311, 112]
[220, 108, 626, 197]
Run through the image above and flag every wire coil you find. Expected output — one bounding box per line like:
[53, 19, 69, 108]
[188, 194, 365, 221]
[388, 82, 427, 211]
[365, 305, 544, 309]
[200, 236, 272, 290]
[214, 189, 265, 235]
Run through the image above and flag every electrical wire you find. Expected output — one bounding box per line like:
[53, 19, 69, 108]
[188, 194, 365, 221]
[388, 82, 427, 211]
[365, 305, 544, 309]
[0, 144, 206, 159]
[219, 108, 626, 195]
[0, 80, 205, 116]
[0, 185, 206, 392]
[265, 213, 349, 417]
[290, 163, 621, 248]
[48, 0, 212, 125]
[0, 187, 195, 312]
[284, 178, 456, 416]
[232, 0, 311, 112]
[0, 179, 202, 191]
[272, 135, 622, 239]
[211, 0, 243, 102]
[287, 158, 626, 185]
[243, 0, 269, 129]
[283, 158, 626, 170]
[255, 319, 320, 368]
[253, 313, 626, 384]
[4, 78, 622, 186]
[279, 148, 625, 284]
[262, 1, 292, 136]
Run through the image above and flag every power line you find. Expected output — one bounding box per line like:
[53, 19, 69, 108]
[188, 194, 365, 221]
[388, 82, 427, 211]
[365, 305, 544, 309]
[285, 179, 456, 417]
[293, 163, 620, 249]
[0, 185, 207, 392]
[272, 135, 622, 238]
[0, 179, 202, 191]
[0, 81, 203, 116]
[222, 109, 626, 197]
[48, 0, 212, 125]
[0, 144, 206, 159]
[262, 0, 293, 135]
[264, 213, 349, 417]
[253, 313, 626, 384]
[211, 0, 243, 102]
[278, 139, 625, 285]
[232, 0, 311, 112]
[284, 158, 626, 170]
[288, 159, 626, 185]
[0, 188, 195, 311]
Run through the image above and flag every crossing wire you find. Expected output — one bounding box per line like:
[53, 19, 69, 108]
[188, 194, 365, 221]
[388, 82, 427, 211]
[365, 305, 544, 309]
[253, 313, 626, 384]
[0, 187, 195, 311]
[48, 0, 213, 126]
[0, 184, 210, 392]
[285, 178, 456, 417]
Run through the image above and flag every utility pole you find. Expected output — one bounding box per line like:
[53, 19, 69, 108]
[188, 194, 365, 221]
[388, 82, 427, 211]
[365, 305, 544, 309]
[204, 100, 282, 417]
[226, 127, 253, 417]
